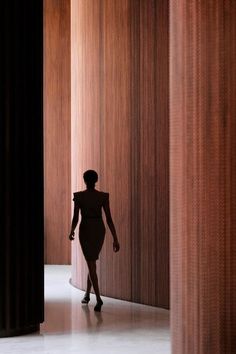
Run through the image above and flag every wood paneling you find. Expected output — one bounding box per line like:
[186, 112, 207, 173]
[138, 0, 169, 307]
[44, 0, 71, 264]
[0, 0, 44, 337]
[100, 0, 132, 300]
[170, 0, 236, 352]
[71, 0, 169, 308]
[155, 0, 170, 308]
[139, 0, 157, 306]
[71, 0, 102, 289]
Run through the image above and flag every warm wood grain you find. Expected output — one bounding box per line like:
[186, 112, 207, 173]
[139, 0, 157, 306]
[139, 0, 169, 307]
[155, 0, 170, 308]
[71, 0, 102, 289]
[71, 0, 169, 308]
[44, 0, 71, 264]
[170, 0, 236, 352]
[100, 0, 132, 300]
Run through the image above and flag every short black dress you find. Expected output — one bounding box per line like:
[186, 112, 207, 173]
[73, 190, 109, 261]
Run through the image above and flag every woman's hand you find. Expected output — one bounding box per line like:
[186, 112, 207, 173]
[69, 231, 75, 241]
[113, 239, 120, 252]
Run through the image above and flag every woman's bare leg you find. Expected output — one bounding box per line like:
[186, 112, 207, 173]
[86, 260, 101, 301]
[85, 274, 92, 296]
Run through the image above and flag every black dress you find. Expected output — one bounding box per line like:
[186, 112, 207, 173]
[73, 190, 109, 261]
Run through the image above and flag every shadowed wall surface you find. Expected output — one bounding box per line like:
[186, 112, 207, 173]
[44, 0, 71, 264]
[0, 0, 44, 337]
[170, 0, 236, 352]
[71, 0, 169, 308]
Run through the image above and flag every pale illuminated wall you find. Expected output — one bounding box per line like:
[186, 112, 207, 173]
[71, 0, 169, 308]
[43, 0, 169, 308]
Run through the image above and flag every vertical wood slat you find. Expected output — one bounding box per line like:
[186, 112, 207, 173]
[224, 4, 236, 349]
[170, 0, 236, 352]
[44, 0, 71, 264]
[155, 0, 170, 308]
[71, 0, 102, 287]
[71, 0, 169, 309]
[101, 0, 132, 300]
[130, 0, 141, 304]
[139, 0, 157, 306]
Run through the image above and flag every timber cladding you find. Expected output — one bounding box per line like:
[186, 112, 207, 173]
[170, 0, 236, 352]
[71, 0, 169, 309]
[44, 0, 71, 264]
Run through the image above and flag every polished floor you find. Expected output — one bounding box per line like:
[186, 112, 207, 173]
[0, 265, 170, 354]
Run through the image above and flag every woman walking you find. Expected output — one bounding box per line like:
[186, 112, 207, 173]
[69, 170, 120, 312]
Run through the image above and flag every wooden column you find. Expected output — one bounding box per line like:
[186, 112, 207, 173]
[99, 0, 132, 301]
[136, 0, 169, 307]
[71, 0, 169, 309]
[0, 0, 44, 337]
[44, 0, 71, 264]
[170, 0, 236, 352]
[71, 0, 102, 289]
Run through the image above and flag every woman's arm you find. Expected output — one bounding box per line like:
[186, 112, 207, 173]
[103, 194, 120, 252]
[69, 201, 79, 241]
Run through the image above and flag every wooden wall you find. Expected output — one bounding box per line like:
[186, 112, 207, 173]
[170, 0, 236, 352]
[71, 0, 169, 308]
[44, 0, 71, 264]
[71, 0, 103, 291]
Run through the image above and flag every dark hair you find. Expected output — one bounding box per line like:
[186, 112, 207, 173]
[83, 170, 98, 187]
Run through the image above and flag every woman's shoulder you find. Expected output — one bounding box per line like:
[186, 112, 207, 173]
[98, 190, 109, 196]
[98, 191, 109, 202]
[73, 190, 109, 199]
[73, 191, 83, 200]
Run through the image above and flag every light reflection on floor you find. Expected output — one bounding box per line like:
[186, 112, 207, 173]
[0, 265, 170, 354]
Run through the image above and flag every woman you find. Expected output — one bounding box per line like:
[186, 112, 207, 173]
[69, 170, 120, 312]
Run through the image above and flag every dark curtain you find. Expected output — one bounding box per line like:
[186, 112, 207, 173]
[0, 0, 44, 337]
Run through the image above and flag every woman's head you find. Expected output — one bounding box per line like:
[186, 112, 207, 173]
[83, 170, 98, 188]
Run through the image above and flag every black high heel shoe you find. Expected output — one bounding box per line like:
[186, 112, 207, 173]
[81, 294, 90, 304]
[94, 299, 103, 312]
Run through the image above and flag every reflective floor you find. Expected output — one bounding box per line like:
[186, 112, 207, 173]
[0, 265, 170, 354]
